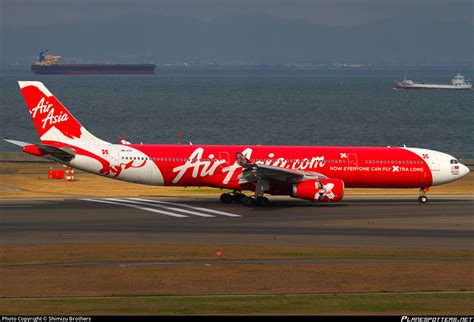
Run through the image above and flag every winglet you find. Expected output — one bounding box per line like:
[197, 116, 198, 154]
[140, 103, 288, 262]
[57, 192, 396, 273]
[236, 152, 252, 167]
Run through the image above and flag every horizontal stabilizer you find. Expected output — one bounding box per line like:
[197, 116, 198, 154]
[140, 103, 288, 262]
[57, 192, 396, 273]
[4, 139, 31, 147]
[4, 139, 75, 162]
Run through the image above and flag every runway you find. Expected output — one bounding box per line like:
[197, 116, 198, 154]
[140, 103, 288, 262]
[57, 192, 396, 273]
[1, 196, 473, 248]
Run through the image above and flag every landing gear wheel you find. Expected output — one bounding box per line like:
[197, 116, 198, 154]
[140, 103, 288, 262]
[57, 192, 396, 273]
[418, 195, 428, 204]
[256, 196, 270, 207]
[232, 193, 245, 203]
[418, 187, 429, 204]
[241, 196, 256, 207]
[220, 193, 233, 204]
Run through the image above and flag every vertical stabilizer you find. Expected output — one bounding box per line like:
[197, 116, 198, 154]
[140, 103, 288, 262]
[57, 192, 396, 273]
[18, 81, 107, 144]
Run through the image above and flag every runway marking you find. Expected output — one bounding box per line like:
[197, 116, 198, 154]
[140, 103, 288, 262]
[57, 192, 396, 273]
[81, 198, 241, 218]
[130, 197, 242, 217]
[106, 198, 215, 218]
[80, 198, 188, 218]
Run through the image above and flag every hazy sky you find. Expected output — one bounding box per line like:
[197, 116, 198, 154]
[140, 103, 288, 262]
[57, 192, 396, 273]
[1, 0, 472, 66]
[3, 0, 472, 27]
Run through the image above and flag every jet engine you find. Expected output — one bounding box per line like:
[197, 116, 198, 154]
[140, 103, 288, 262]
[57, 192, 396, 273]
[291, 178, 344, 202]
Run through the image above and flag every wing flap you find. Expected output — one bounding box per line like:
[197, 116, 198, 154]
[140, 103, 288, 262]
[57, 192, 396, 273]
[235, 152, 326, 184]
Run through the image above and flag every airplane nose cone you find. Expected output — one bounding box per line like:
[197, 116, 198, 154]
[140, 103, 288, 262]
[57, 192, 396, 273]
[459, 163, 470, 178]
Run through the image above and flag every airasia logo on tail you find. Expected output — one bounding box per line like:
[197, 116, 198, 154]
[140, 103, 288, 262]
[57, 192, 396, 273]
[21, 84, 82, 139]
[31, 97, 69, 129]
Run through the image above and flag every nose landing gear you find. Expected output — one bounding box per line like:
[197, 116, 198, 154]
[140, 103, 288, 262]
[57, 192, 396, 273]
[418, 187, 429, 203]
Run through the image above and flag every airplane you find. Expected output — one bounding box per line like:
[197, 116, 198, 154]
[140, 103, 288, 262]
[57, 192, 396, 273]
[5, 81, 470, 206]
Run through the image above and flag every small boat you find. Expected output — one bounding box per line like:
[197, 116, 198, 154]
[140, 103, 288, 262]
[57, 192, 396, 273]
[394, 72, 471, 90]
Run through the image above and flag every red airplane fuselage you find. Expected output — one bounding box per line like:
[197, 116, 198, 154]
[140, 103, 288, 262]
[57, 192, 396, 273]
[9, 81, 470, 205]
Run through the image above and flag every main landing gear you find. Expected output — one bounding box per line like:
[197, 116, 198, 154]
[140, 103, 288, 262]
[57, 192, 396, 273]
[219, 191, 270, 207]
[418, 187, 429, 203]
[220, 180, 271, 207]
[219, 191, 244, 204]
[241, 195, 270, 207]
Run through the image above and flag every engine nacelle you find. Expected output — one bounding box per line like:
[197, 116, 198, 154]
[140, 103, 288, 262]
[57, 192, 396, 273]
[291, 178, 345, 202]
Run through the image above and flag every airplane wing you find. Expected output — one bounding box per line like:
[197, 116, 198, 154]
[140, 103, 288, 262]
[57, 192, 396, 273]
[5, 139, 76, 162]
[235, 152, 326, 185]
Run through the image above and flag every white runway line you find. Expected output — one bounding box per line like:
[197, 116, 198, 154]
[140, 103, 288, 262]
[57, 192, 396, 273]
[130, 197, 242, 217]
[106, 198, 215, 218]
[80, 198, 188, 218]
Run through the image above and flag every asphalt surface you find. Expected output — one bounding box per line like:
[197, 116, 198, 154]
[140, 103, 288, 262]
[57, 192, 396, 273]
[1, 196, 473, 248]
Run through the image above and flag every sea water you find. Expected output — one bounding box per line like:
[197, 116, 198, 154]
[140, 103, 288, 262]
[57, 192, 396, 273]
[0, 69, 472, 158]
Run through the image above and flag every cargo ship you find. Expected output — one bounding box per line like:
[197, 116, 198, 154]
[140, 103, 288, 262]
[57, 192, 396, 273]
[31, 49, 156, 75]
[394, 72, 471, 90]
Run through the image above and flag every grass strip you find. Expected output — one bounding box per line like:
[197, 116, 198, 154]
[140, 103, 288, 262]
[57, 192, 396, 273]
[0, 292, 472, 315]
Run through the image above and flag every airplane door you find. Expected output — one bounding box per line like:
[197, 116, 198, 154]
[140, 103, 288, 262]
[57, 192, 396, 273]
[110, 148, 120, 166]
[348, 153, 358, 167]
[104, 147, 120, 167]
[219, 152, 230, 168]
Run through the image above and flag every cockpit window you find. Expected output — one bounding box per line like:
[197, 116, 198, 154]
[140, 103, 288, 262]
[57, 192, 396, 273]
[450, 159, 459, 164]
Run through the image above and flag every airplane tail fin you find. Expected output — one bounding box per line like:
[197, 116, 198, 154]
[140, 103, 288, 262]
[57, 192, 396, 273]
[18, 81, 106, 144]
